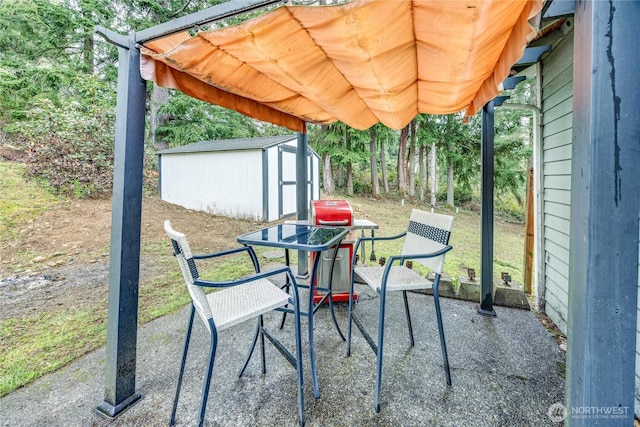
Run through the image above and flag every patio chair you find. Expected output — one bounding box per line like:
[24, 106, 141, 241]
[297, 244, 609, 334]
[164, 220, 304, 427]
[346, 209, 454, 413]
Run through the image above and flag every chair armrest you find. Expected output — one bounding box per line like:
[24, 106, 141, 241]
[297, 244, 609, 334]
[194, 266, 297, 289]
[386, 245, 453, 265]
[193, 246, 256, 260]
[352, 231, 407, 264]
[192, 246, 260, 273]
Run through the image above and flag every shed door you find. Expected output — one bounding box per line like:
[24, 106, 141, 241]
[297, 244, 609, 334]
[278, 145, 316, 219]
[279, 145, 297, 218]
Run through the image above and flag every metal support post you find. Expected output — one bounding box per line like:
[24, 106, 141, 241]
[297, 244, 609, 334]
[95, 39, 146, 418]
[566, 1, 640, 425]
[296, 129, 309, 278]
[479, 101, 496, 316]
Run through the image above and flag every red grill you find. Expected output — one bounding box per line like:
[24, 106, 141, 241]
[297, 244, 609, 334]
[310, 200, 356, 303]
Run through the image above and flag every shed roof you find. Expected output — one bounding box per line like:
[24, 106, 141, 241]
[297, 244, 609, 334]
[141, 0, 543, 133]
[156, 135, 297, 155]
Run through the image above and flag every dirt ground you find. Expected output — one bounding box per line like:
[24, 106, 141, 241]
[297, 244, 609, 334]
[0, 195, 264, 322]
[0, 186, 413, 323]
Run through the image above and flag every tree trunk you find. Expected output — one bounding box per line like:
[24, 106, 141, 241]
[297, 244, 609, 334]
[337, 164, 344, 189]
[345, 129, 353, 195]
[149, 85, 170, 151]
[80, 4, 95, 74]
[418, 144, 426, 202]
[397, 124, 409, 195]
[83, 32, 94, 74]
[322, 151, 334, 195]
[430, 142, 437, 207]
[381, 137, 389, 193]
[346, 164, 353, 195]
[408, 120, 416, 196]
[369, 128, 380, 197]
[447, 156, 454, 207]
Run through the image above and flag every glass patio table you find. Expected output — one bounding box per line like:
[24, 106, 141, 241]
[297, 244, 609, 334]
[237, 223, 349, 398]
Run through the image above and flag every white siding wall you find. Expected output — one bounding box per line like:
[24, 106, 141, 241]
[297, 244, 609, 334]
[161, 151, 264, 221]
[541, 32, 574, 334]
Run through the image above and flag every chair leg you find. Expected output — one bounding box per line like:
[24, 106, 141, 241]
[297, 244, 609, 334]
[280, 249, 291, 330]
[279, 292, 289, 329]
[433, 275, 452, 386]
[170, 306, 195, 426]
[326, 245, 346, 341]
[198, 327, 218, 427]
[292, 293, 305, 427]
[327, 288, 346, 341]
[259, 315, 266, 374]
[347, 273, 356, 356]
[401, 290, 415, 346]
[374, 290, 387, 413]
[239, 317, 262, 377]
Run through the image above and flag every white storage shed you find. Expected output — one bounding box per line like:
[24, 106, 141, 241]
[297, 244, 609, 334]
[157, 135, 320, 222]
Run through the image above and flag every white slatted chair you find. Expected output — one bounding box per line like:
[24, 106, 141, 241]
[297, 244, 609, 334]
[164, 220, 304, 427]
[346, 209, 454, 413]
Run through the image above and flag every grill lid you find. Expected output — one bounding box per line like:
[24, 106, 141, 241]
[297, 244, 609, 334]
[311, 200, 353, 226]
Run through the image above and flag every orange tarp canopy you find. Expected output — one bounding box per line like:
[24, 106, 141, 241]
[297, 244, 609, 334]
[140, 0, 542, 132]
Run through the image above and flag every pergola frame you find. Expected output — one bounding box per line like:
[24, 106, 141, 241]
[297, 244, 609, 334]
[95, 1, 640, 425]
[94, 1, 285, 417]
[567, 1, 639, 424]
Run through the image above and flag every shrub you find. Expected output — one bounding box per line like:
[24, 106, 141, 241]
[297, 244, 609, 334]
[495, 195, 525, 222]
[8, 98, 115, 198]
[353, 179, 372, 195]
[436, 184, 475, 206]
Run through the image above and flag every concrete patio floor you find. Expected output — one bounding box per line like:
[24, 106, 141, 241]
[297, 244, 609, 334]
[0, 283, 565, 426]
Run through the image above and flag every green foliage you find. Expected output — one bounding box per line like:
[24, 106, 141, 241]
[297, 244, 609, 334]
[419, 113, 482, 196]
[495, 193, 526, 222]
[0, 0, 117, 119]
[157, 91, 268, 146]
[352, 175, 373, 194]
[0, 0, 69, 119]
[8, 77, 116, 198]
[436, 184, 475, 206]
[310, 122, 369, 165]
[492, 76, 536, 205]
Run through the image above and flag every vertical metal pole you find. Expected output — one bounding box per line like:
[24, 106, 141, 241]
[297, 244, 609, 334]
[96, 39, 146, 418]
[296, 129, 309, 277]
[566, 1, 639, 425]
[479, 101, 496, 316]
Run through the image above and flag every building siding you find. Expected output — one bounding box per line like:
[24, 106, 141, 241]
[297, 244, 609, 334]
[541, 30, 573, 335]
[158, 137, 319, 222]
[161, 150, 264, 220]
